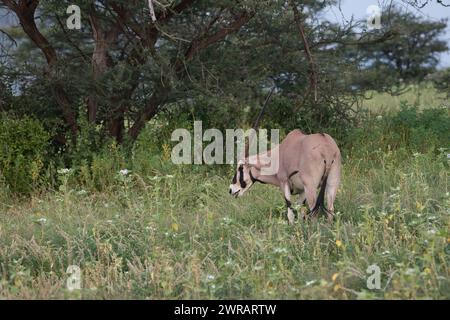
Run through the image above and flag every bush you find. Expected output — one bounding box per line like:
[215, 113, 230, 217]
[391, 104, 450, 150]
[342, 104, 450, 158]
[0, 115, 50, 193]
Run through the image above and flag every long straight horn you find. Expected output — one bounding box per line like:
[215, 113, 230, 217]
[244, 136, 250, 159]
[246, 82, 276, 159]
[253, 84, 276, 130]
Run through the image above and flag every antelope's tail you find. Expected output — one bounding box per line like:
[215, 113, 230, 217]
[310, 159, 333, 217]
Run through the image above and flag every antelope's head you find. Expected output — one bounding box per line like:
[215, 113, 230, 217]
[229, 160, 255, 197]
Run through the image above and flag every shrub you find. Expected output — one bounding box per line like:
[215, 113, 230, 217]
[342, 104, 449, 158]
[390, 104, 450, 150]
[0, 115, 50, 193]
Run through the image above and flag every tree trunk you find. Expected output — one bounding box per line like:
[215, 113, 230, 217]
[108, 112, 125, 143]
[87, 12, 120, 124]
[128, 83, 169, 140]
[4, 0, 78, 142]
[127, 11, 254, 140]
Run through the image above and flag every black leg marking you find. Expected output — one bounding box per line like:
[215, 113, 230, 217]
[285, 198, 292, 208]
[285, 197, 298, 220]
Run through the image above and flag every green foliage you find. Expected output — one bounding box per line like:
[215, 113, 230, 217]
[430, 68, 450, 97]
[1, 0, 449, 299]
[66, 104, 104, 166]
[343, 104, 449, 157]
[0, 115, 50, 193]
[391, 104, 450, 150]
[0, 113, 448, 298]
[5, 0, 447, 142]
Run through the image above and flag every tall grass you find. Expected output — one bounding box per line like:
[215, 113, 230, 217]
[0, 147, 448, 299]
[359, 83, 448, 113]
[0, 94, 449, 299]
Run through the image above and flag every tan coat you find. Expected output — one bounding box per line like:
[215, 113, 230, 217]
[229, 129, 341, 224]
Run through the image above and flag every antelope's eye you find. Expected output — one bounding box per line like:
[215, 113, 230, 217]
[232, 173, 237, 184]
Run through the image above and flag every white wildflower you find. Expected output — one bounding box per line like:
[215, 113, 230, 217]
[57, 168, 72, 175]
[305, 280, 316, 286]
[273, 247, 288, 254]
[36, 217, 47, 224]
[405, 268, 416, 275]
[119, 169, 130, 176]
[77, 189, 87, 196]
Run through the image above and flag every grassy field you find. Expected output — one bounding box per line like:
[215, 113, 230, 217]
[359, 83, 448, 112]
[0, 91, 449, 299]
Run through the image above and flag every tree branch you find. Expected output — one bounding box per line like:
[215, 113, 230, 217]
[1, 0, 78, 141]
[157, 0, 198, 22]
[0, 27, 17, 46]
[181, 11, 254, 68]
[291, 0, 318, 102]
[128, 10, 254, 140]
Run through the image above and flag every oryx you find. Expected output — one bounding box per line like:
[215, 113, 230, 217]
[229, 129, 341, 224]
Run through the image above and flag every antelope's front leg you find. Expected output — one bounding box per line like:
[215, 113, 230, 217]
[282, 183, 295, 225]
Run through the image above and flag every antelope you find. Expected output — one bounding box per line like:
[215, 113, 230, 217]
[229, 129, 341, 224]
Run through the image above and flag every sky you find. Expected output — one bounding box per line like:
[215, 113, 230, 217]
[323, 0, 450, 68]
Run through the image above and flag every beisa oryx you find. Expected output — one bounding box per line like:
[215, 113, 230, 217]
[229, 129, 341, 224]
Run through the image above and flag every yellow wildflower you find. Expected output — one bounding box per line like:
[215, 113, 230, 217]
[331, 273, 339, 282]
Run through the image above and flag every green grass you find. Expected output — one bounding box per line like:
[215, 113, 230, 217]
[0, 86, 449, 299]
[359, 83, 448, 113]
[0, 146, 448, 299]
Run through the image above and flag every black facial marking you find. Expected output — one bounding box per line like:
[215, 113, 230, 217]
[232, 173, 237, 184]
[238, 165, 247, 189]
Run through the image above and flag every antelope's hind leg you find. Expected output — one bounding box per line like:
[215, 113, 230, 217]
[304, 184, 320, 221]
[325, 172, 340, 223]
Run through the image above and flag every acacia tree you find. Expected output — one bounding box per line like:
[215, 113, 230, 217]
[1, 0, 447, 146]
[0, 0, 259, 143]
[356, 6, 448, 89]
